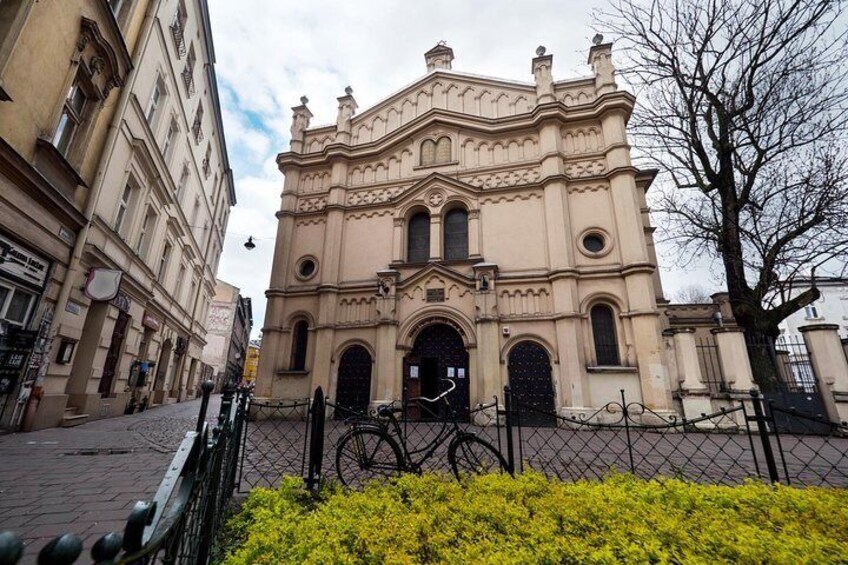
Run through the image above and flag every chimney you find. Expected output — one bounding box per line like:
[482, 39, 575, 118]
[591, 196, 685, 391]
[424, 41, 454, 72]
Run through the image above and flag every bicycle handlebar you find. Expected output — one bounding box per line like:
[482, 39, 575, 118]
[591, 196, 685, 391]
[411, 378, 456, 403]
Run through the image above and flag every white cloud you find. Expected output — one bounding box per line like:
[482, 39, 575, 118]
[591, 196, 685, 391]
[208, 0, 709, 337]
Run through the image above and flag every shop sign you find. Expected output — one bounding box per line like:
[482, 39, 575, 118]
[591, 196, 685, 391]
[0, 234, 50, 290]
[142, 311, 161, 331]
[84, 268, 123, 301]
[110, 291, 131, 313]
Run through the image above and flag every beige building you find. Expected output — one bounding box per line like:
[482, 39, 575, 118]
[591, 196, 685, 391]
[201, 279, 252, 392]
[256, 41, 675, 420]
[0, 0, 139, 429]
[0, 0, 233, 430]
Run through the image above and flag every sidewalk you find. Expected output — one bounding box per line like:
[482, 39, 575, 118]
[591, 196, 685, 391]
[0, 395, 220, 561]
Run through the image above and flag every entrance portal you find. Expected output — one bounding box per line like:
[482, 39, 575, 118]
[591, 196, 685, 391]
[508, 341, 556, 427]
[404, 323, 469, 421]
[334, 345, 372, 417]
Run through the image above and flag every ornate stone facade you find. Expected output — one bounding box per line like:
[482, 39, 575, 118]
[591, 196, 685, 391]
[257, 41, 674, 418]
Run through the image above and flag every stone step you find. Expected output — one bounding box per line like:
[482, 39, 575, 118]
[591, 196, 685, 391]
[61, 413, 89, 427]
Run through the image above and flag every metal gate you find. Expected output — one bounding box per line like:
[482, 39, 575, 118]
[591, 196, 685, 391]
[334, 345, 372, 417]
[507, 341, 556, 427]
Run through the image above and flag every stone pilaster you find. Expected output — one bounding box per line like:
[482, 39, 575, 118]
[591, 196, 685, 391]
[289, 97, 312, 153]
[667, 327, 713, 421]
[800, 324, 848, 423]
[531, 47, 554, 104]
[712, 327, 755, 392]
[587, 39, 616, 96]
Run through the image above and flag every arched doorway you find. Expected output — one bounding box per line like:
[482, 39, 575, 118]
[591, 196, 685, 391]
[334, 345, 372, 417]
[508, 341, 556, 427]
[404, 323, 470, 421]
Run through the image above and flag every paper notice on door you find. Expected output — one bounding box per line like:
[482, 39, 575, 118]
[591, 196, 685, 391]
[458, 368, 466, 379]
[410, 366, 419, 379]
[447, 367, 455, 378]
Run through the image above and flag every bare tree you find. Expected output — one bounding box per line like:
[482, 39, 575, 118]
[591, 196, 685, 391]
[674, 284, 715, 304]
[598, 0, 848, 341]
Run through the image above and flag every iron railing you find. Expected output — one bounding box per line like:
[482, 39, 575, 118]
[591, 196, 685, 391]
[696, 336, 727, 394]
[0, 381, 248, 564]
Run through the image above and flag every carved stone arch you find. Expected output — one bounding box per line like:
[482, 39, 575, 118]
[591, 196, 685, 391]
[416, 90, 430, 115]
[333, 338, 376, 363]
[286, 310, 316, 329]
[439, 194, 475, 218]
[397, 307, 477, 349]
[500, 333, 559, 364]
[579, 292, 626, 316]
[386, 107, 400, 131]
[495, 93, 510, 118]
[372, 115, 386, 139]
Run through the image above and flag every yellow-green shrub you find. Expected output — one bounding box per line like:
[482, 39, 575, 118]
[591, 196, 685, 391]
[220, 473, 848, 565]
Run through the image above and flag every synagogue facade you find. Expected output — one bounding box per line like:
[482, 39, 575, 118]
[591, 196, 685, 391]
[256, 40, 676, 420]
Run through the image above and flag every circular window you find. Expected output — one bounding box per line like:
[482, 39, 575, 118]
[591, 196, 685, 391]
[582, 233, 606, 253]
[296, 257, 317, 280]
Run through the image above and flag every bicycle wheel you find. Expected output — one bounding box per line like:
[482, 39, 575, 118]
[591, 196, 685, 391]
[448, 434, 508, 480]
[336, 428, 403, 488]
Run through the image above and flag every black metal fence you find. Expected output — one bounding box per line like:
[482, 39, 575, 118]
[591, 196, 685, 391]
[237, 386, 848, 491]
[0, 381, 249, 565]
[696, 337, 727, 394]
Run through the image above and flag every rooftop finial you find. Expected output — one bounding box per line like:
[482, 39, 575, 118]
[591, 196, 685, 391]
[425, 41, 454, 72]
[344, 85, 353, 96]
[536, 45, 546, 57]
[592, 33, 604, 45]
[300, 95, 309, 105]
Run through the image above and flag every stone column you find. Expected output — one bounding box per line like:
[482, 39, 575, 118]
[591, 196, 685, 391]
[391, 217, 403, 262]
[429, 214, 441, 260]
[800, 324, 848, 423]
[531, 48, 554, 104]
[712, 327, 755, 392]
[468, 209, 481, 258]
[373, 270, 399, 408]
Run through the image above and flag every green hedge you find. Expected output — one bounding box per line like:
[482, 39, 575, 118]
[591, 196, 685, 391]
[220, 473, 848, 564]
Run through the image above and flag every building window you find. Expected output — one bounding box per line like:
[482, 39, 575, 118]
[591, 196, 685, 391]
[202, 143, 211, 178]
[157, 240, 173, 282]
[590, 304, 621, 366]
[170, 0, 188, 58]
[407, 212, 430, 263]
[162, 117, 178, 161]
[0, 283, 36, 327]
[290, 320, 309, 371]
[177, 164, 190, 201]
[145, 77, 164, 124]
[114, 182, 135, 236]
[135, 205, 157, 259]
[188, 276, 198, 314]
[420, 136, 451, 166]
[192, 102, 204, 143]
[804, 304, 820, 319]
[174, 262, 187, 300]
[52, 75, 91, 156]
[182, 43, 196, 98]
[109, 0, 129, 21]
[443, 208, 468, 260]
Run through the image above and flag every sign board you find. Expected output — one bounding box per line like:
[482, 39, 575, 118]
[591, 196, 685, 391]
[110, 291, 131, 313]
[0, 234, 50, 289]
[142, 311, 161, 331]
[0, 329, 37, 395]
[426, 288, 445, 303]
[84, 269, 123, 301]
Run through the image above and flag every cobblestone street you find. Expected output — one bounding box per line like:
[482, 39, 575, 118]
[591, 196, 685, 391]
[0, 395, 220, 562]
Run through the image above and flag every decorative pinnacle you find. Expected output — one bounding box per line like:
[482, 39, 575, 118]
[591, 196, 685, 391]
[592, 33, 604, 45]
[300, 95, 309, 105]
[536, 45, 546, 57]
[344, 85, 353, 95]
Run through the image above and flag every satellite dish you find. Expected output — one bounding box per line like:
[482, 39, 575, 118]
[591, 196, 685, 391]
[592, 33, 604, 45]
[536, 45, 546, 56]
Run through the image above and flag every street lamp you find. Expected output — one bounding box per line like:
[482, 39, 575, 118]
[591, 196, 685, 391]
[244, 236, 256, 250]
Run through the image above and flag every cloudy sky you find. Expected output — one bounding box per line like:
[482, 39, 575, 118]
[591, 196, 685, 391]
[207, 0, 722, 338]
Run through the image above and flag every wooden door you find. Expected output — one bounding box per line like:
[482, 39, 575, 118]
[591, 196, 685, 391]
[99, 310, 129, 397]
[334, 345, 372, 417]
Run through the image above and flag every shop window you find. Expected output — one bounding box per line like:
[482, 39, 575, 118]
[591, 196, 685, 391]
[0, 284, 35, 327]
[590, 304, 620, 366]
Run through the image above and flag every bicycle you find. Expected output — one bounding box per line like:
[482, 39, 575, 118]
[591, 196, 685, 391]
[335, 379, 508, 487]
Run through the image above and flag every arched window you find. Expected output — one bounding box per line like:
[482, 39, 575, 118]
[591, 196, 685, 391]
[590, 304, 620, 366]
[420, 139, 436, 166]
[435, 136, 451, 163]
[407, 212, 431, 263]
[290, 320, 309, 371]
[443, 208, 468, 260]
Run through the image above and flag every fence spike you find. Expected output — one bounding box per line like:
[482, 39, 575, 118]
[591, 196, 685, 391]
[90, 532, 122, 564]
[0, 531, 23, 565]
[37, 533, 82, 565]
